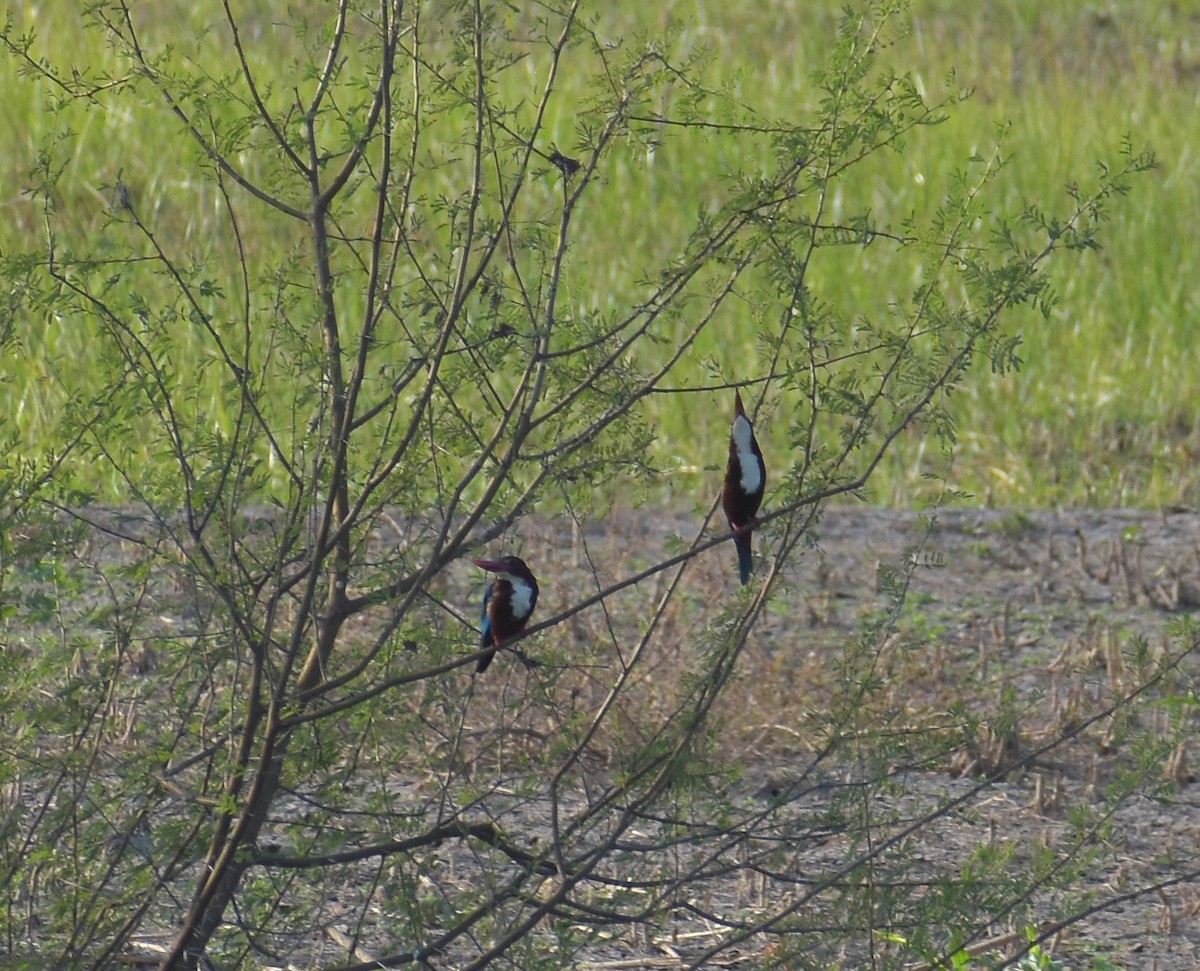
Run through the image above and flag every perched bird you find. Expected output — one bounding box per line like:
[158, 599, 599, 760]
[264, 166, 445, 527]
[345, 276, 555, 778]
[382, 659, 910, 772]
[721, 390, 766, 584]
[473, 555, 539, 673]
[547, 146, 581, 180]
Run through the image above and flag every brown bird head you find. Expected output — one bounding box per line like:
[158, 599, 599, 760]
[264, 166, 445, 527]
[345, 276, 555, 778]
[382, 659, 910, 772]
[472, 555, 536, 585]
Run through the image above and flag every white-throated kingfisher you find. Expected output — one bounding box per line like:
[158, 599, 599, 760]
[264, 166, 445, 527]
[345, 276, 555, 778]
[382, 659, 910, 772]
[721, 390, 766, 584]
[473, 555, 539, 673]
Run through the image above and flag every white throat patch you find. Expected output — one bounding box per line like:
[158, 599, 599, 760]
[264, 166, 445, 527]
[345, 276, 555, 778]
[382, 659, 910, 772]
[504, 573, 535, 619]
[732, 415, 762, 494]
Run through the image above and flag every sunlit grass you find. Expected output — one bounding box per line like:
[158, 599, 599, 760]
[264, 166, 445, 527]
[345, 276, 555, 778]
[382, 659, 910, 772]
[2, 0, 1197, 507]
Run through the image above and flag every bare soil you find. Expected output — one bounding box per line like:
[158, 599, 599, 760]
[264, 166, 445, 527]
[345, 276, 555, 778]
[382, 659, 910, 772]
[728, 505, 1200, 970]
[26, 505, 1200, 969]
[407, 506, 1200, 970]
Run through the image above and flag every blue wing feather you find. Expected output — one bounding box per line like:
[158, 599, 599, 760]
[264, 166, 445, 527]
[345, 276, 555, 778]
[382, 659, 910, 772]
[480, 583, 493, 646]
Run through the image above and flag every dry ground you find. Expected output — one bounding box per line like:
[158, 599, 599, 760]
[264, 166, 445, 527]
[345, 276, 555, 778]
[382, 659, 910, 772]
[721, 505, 1200, 970]
[16, 506, 1200, 969]
[412, 505, 1200, 970]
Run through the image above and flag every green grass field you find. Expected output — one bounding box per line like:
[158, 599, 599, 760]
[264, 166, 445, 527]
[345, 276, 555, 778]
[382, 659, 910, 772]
[2, 1, 1197, 508]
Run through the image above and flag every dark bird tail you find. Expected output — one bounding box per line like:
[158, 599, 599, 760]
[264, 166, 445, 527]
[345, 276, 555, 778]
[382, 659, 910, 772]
[476, 648, 496, 674]
[734, 531, 754, 585]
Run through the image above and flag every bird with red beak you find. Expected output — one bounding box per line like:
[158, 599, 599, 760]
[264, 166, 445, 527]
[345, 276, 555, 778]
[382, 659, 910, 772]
[473, 555, 539, 673]
[721, 390, 766, 584]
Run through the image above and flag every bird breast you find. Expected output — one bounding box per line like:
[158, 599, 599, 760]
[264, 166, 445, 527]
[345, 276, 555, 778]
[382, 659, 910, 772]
[731, 415, 762, 495]
[504, 574, 535, 620]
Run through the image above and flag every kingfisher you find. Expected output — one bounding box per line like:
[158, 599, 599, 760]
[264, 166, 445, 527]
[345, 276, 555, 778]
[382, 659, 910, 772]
[473, 556, 539, 673]
[721, 390, 766, 584]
